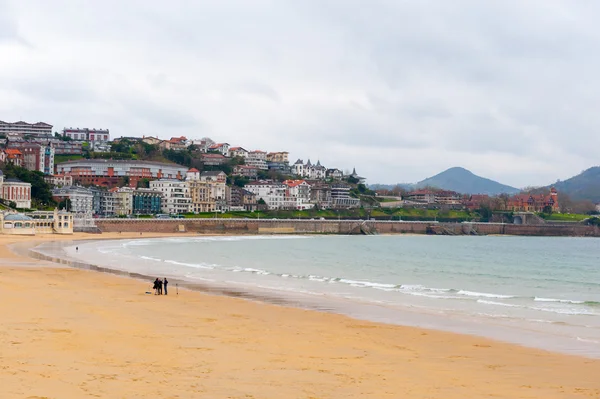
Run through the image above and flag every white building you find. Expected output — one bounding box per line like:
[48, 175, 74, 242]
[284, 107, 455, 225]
[89, 141, 112, 153]
[292, 159, 326, 180]
[208, 143, 231, 157]
[51, 186, 94, 214]
[149, 179, 192, 214]
[326, 168, 343, 180]
[245, 181, 287, 210]
[62, 127, 110, 142]
[190, 137, 215, 153]
[0, 121, 53, 137]
[246, 151, 268, 170]
[229, 147, 249, 158]
[283, 180, 314, 210]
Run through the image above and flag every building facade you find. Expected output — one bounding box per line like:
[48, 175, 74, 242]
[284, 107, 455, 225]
[331, 184, 360, 208]
[56, 160, 188, 187]
[309, 181, 333, 208]
[0, 121, 53, 137]
[133, 189, 163, 214]
[228, 186, 258, 211]
[44, 174, 74, 188]
[283, 180, 313, 210]
[266, 152, 289, 163]
[51, 186, 94, 215]
[506, 188, 559, 213]
[2, 149, 24, 167]
[62, 128, 110, 142]
[229, 147, 249, 158]
[0, 172, 32, 209]
[14, 143, 55, 175]
[246, 151, 268, 170]
[245, 181, 287, 210]
[149, 179, 192, 214]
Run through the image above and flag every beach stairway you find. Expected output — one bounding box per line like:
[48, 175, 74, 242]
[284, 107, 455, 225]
[359, 222, 378, 235]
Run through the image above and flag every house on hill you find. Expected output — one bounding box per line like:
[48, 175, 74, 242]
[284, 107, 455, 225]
[505, 188, 559, 213]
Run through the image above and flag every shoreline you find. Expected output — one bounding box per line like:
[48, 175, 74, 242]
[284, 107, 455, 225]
[24, 234, 600, 359]
[2, 233, 600, 397]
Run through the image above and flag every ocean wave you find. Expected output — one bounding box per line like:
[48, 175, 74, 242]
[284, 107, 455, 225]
[477, 299, 519, 307]
[457, 290, 514, 299]
[338, 279, 396, 289]
[140, 256, 162, 262]
[534, 297, 585, 304]
[407, 292, 463, 300]
[530, 307, 596, 316]
[235, 267, 271, 275]
[164, 260, 214, 269]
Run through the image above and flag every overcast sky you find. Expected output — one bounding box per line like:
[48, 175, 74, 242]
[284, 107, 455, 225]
[1, 0, 599, 187]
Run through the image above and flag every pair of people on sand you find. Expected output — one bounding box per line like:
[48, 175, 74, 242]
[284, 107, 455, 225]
[153, 278, 168, 295]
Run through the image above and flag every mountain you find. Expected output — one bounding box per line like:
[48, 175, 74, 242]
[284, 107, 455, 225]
[414, 167, 520, 195]
[551, 167, 600, 203]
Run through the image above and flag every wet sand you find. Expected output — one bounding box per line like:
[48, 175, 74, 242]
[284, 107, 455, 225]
[1, 233, 599, 398]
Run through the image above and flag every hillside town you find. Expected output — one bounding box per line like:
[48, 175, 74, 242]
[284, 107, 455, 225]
[0, 120, 572, 221]
[0, 120, 369, 217]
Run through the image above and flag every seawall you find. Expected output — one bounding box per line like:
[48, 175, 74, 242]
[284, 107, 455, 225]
[94, 219, 600, 237]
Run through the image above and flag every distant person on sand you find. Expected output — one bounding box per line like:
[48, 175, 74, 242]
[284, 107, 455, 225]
[163, 278, 168, 295]
[153, 278, 160, 295]
[158, 278, 163, 295]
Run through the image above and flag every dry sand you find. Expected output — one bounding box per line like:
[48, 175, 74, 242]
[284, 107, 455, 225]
[1, 233, 599, 398]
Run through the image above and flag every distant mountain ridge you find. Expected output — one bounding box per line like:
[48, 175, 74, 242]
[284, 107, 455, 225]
[371, 167, 520, 195]
[414, 167, 520, 195]
[550, 167, 600, 203]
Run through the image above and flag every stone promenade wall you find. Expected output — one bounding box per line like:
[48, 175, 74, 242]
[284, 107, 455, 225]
[95, 219, 600, 237]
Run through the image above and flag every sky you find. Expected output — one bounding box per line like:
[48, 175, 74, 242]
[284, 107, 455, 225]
[1, 0, 599, 188]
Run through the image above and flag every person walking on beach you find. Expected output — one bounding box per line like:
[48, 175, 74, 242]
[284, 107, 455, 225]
[158, 278, 163, 295]
[153, 278, 160, 295]
[163, 278, 168, 295]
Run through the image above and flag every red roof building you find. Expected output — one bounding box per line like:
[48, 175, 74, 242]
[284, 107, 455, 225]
[506, 188, 559, 213]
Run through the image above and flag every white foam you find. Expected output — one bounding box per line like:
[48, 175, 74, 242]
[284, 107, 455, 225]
[577, 337, 600, 344]
[242, 267, 270, 275]
[408, 292, 463, 300]
[398, 284, 426, 291]
[164, 260, 213, 269]
[530, 307, 596, 316]
[534, 297, 585, 304]
[141, 256, 162, 262]
[457, 290, 513, 299]
[338, 279, 396, 289]
[477, 299, 519, 307]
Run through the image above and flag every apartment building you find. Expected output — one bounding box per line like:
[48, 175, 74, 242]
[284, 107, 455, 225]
[52, 186, 94, 214]
[0, 121, 52, 137]
[57, 159, 187, 187]
[246, 151, 268, 170]
[149, 179, 192, 214]
[245, 181, 286, 210]
[62, 127, 110, 142]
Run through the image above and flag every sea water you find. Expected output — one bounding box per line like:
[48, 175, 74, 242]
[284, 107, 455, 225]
[49, 235, 600, 357]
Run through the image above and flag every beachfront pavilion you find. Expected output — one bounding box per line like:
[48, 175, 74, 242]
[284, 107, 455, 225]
[0, 213, 36, 235]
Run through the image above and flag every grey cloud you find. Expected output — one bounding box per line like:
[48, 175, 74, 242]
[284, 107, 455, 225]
[4, 0, 600, 186]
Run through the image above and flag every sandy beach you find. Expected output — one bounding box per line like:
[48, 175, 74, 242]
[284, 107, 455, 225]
[1, 233, 600, 398]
